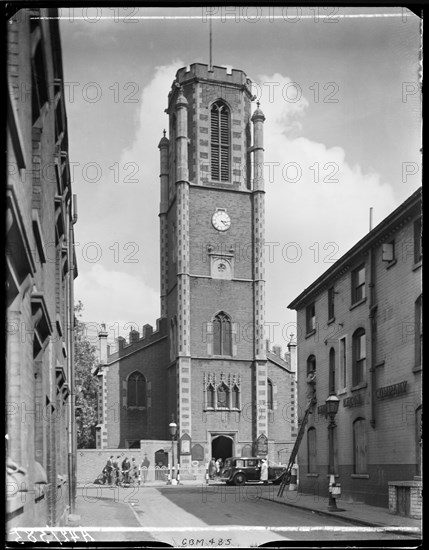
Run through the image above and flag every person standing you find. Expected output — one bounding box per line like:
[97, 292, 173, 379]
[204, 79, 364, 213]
[105, 455, 114, 485]
[215, 458, 222, 477]
[112, 456, 121, 486]
[209, 458, 216, 480]
[130, 458, 138, 483]
[141, 455, 150, 483]
[260, 459, 268, 485]
[122, 456, 131, 484]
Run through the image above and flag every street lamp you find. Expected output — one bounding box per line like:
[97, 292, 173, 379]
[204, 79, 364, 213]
[326, 394, 340, 511]
[169, 419, 178, 485]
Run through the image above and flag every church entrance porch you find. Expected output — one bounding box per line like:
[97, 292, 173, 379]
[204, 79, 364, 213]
[211, 434, 233, 461]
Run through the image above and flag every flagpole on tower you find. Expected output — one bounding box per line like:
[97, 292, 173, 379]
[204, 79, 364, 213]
[209, 15, 213, 71]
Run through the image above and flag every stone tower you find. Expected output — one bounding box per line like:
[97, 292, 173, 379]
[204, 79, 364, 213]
[158, 63, 268, 469]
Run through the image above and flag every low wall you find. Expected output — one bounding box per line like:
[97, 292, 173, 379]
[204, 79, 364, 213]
[77, 444, 208, 484]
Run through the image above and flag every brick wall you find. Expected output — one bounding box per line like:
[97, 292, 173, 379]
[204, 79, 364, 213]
[7, 9, 75, 528]
[293, 195, 422, 507]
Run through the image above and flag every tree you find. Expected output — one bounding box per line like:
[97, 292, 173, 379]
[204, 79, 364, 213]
[74, 301, 98, 448]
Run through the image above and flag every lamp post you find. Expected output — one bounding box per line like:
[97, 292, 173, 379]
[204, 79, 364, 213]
[169, 419, 178, 485]
[326, 394, 340, 511]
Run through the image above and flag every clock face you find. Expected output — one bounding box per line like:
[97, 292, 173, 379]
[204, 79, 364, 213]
[212, 210, 231, 231]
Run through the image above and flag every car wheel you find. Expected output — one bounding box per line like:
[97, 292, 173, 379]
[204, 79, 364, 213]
[233, 473, 246, 486]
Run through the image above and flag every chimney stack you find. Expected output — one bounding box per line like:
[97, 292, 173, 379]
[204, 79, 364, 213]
[129, 328, 140, 344]
[287, 335, 297, 378]
[273, 345, 282, 357]
[143, 324, 153, 339]
[98, 323, 108, 364]
[117, 336, 126, 350]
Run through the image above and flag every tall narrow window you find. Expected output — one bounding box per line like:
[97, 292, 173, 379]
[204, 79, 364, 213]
[213, 312, 232, 356]
[328, 287, 335, 320]
[415, 295, 422, 367]
[267, 379, 274, 410]
[414, 218, 422, 264]
[306, 302, 316, 334]
[207, 384, 215, 408]
[32, 41, 49, 125]
[127, 372, 146, 407]
[307, 427, 317, 473]
[307, 355, 316, 375]
[339, 337, 347, 388]
[352, 328, 366, 386]
[231, 385, 240, 409]
[353, 418, 367, 474]
[211, 101, 230, 182]
[329, 348, 336, 394]
[352, 265, 366, 304]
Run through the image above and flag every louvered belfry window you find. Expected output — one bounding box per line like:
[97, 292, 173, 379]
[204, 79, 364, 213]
[211, 101, 230, 182]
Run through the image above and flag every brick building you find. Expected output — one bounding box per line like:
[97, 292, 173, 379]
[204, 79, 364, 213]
[94, 64, 297, 469]
[7, 8, 78, 527]
[288, 188, 422, 509]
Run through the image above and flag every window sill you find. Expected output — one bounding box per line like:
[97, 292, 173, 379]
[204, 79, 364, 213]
[325, 474, 339, 478]
[351, 382, 367, 392]
[350, 297, 367, 311]
[385, 259, 397, 270]
[413, 260, 422, 271]
[306, 473, 319, 478]
[203, 408, 241, 412]
[336, 388, 348, 396]
[327, 317, 335, 325]
[305, 329, 316, 339]
[127, 406, 147, 411]
[351, 474, 369, 479]
[413, 364, 422, 373]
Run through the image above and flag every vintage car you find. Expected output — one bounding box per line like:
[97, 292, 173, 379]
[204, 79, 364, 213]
[220, 457, 286, 486]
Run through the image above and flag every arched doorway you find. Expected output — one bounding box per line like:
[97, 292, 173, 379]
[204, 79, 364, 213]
[211, 435, 233, 461]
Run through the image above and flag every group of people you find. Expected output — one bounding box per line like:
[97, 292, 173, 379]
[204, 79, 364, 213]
[208, 458, 224, 479]
[102, 455, 151, 486]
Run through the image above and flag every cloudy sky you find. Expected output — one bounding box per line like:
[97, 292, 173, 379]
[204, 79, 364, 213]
[58, 6, 421, 348]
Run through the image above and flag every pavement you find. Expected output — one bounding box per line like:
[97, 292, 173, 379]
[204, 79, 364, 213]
[73, 480, 422, 539]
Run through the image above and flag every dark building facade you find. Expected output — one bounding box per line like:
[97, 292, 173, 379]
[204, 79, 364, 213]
[95, 64, 297, 469]
[7, 8, 78, 528]
[288, 188, 422, 510]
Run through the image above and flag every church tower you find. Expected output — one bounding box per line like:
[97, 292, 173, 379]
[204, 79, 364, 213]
[158, 64, 269, 469]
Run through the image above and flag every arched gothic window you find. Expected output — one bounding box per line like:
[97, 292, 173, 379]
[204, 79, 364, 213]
[211, 101, 230, 182]
[231, 385, 240, 409]
[307, 355, 316, 375]
[127, 371, 146, 407]
[207, 384, 215, 408]
[213, 312, 232, 356]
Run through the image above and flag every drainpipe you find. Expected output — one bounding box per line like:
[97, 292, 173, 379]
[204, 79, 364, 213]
[369, 244, 377, 428]
[68, 195, 78, 513]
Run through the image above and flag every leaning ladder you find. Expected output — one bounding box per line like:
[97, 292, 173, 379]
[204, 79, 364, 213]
[277, 395, 317, 497]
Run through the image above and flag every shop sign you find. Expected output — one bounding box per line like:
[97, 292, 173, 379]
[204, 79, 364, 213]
[376, 381, 407, 400]
[343, 393, 364, 408]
